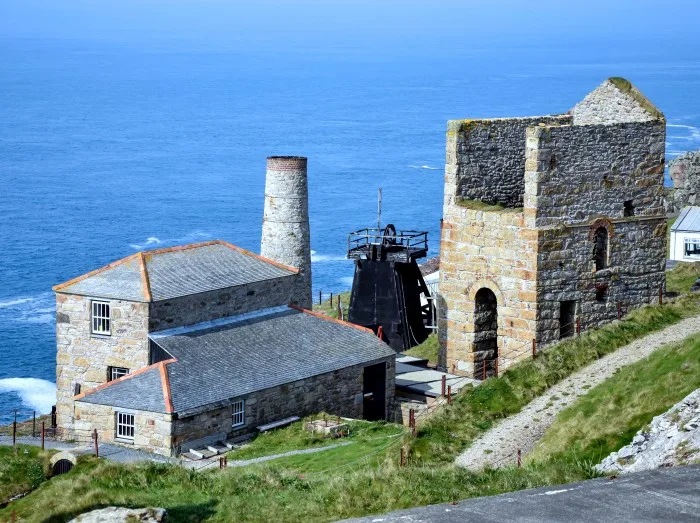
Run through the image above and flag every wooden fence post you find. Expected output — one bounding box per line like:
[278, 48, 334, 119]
[441, 375, 446, 397]
[41, 421, 45, 451]
[576, 317, 581, 336]
[659, 287, 663, 305]
[517, 448, 521, 468]
[495, 358, 499, 377]
[482, 360, 486, 380]
[93, 428, 99, 458]
[617, 302, 622, 320]
[330, 293, 333, 307]
[12, 410, 16, 448]
[531, 339, 536, 359]
[447, 385, 452, 405]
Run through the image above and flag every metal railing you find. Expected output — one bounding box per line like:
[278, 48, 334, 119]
[347, 228, 428, 253]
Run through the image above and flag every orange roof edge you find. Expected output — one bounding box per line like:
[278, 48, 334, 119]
[288, 305, 375, 335]
[159, 362, 175, 414]
[53, 253, 141, 292]
[74, 359, 177, 404]
[217, 240, 300, 274]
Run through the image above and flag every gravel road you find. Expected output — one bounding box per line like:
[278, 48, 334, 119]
[455, 316, 700, 470]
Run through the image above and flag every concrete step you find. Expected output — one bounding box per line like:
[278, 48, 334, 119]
[207, 443, 229, 455]
[181, 451, 202, 461]
[189, 448, 217, 460]
[225, 440, 242, 450]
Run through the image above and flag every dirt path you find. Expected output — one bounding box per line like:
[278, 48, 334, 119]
[455, 316, 700, 470]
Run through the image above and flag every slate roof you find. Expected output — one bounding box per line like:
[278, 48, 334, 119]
[53, 240, 297, 302]
[76, 306, 396, 417]
[671, 206, 700, 232]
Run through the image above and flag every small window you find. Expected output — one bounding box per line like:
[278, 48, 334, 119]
[91, 301, 111, 335]
[231, 400, 245, 428]
[593, 227, 609, 271]
[684, 238, 700, 259]
[623, 200, 635, 217]
[108, 366, 129, 382]
[116, 412, 135, 440]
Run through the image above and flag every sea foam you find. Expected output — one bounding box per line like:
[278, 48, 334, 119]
[0, 378, 56, 414]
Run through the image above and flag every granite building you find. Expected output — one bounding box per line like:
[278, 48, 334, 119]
[53, 157, 396, 457]
[438, 79, 667, 376]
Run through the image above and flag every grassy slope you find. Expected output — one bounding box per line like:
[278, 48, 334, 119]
[403, 334, 439, 366]
[0, 446, 51, 505]
[411, 293, 700, 464]
[529, 334, 700, 465]
[4, 295, 700, 522]
[312, 291, 351, 320]
[667, 262, 700, 294]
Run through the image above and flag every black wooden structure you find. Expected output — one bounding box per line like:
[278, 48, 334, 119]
[347, 225, 434, 352]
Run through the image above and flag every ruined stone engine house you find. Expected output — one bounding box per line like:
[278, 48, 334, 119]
[438, 78, 667, 376]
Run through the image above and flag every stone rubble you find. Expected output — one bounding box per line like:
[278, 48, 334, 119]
[69, 507, 166, 523]
[596, 388, 700, 475]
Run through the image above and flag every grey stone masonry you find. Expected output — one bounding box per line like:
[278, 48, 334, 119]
[261, 156, 312, 309]
[668, 150, 700, 214]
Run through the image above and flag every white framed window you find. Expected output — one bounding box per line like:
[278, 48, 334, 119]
[91, 301, 111, 335]
[116, 412, 135, 440]
[108, 366, 129, 381]
[684, 238, 700, 259]
[231, 400, 245, 428]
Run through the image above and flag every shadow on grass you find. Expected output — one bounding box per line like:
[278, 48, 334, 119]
[42, 500, 218, 523]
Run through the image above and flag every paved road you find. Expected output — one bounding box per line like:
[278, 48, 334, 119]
[345, 466, 700, 522]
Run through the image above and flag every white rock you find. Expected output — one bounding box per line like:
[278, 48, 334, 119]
[69, 507, 166, 523]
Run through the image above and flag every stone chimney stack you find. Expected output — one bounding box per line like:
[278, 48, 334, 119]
[261, 156, 312, 309]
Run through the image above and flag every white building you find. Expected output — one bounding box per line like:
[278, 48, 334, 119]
[670, 206, 700, 262]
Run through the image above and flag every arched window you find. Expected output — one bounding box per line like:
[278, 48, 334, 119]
[593, 227, 608, 271]
[474, 288, 498, 378]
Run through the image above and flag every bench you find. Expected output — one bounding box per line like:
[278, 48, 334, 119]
[256, 416, 300, 432]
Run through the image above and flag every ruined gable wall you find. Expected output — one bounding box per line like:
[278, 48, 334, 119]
[525, 122, 666, 344]
[572, 80, 657, 125]
[448, 115, 572, 208]
[148, 274, 300, 331]
[55, 294, 150, 438]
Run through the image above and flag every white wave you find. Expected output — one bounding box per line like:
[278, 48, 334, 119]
[0, 378, 56, 414]
[667, 124, 698, 129]
[310, 250, 347, 263]
[130, 231, 212, 250]
[0, 297, 36, 309]
[409, 164, 441, 170]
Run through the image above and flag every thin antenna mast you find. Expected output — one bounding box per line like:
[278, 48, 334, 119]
[377, 187, 382, 231]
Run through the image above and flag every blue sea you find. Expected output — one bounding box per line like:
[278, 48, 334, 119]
[2, 35, 700, 422]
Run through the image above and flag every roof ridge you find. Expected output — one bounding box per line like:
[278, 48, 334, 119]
[53, 253, 142, 292]
[138, 252, 153, 302]
[74, 358, 177, 402]
[216, 240, 299, 274]
[288, 305, 376, 335]
[141, 240, 221, 258]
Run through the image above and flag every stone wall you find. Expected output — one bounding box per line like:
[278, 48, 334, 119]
[148, 275, 299, 331]
[72, 401, 174, 456]
[55, 293, 150, 437]
[525, 121, 666, 344]
[668, 150, 700, 214]
[172, 358, 395, 454]
[447, 115, 572, 208]
[572, 79, 658, 125]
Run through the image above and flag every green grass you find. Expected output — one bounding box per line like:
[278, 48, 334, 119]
[227, 418, 405, 470]
[312, 291, 351, 319]
[455, 198, 523, 213]
[403, 334, 439, 366]
[3, 293, 700, 522]
[410, 293, 700, 464]
[667, 262, 700, 295]
[529, 334, 700, 465]
[0, 445, 52, 505]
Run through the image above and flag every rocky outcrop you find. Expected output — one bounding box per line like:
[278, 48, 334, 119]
[69, 507, 166, 522]
[668, 151, 700, 214]
[596, 389, 700, 475]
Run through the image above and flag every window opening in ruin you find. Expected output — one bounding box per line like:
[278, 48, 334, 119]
[91, 301, 111, 335]
[474, 288, 498, 378]
[595, 285, 608, 302]
[232, 400, 245, 427]
[593, 227, 609, 271]
[623, 200, 635, 217]
[116, 412, 135, 440]
[108, 366, 129, 382]
[684, 238, 700, 259]
[559, 301, 577, 339]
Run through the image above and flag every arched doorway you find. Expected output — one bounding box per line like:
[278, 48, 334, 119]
[474, 288, 498, 378]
